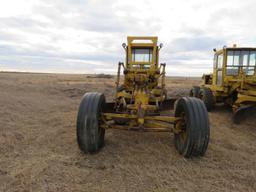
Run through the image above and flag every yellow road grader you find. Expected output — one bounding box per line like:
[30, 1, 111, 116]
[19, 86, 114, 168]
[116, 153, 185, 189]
[190, 45, 256, 123]
[77, 36, 210, 158]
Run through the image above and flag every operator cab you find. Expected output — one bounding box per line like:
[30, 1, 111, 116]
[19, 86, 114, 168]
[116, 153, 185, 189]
[123, 36, 161, 70]
[213, 46, 256, 86]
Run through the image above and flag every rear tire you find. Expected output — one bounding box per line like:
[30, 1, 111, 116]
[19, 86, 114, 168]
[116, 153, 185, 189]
[189, 86, 200, 97]
[199, 87, 215, 111]
[77, 92, 105, 153]
[174, 97, 210, 158]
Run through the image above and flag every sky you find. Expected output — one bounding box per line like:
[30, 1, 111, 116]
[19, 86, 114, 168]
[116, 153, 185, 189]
[0, 0, 255, 76]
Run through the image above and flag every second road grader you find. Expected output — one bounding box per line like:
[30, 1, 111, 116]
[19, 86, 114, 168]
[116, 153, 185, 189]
[77, 36, 210, 158]
[190, 45, 256, 123]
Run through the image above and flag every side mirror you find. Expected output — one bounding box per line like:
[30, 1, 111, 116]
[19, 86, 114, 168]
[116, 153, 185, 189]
[159, 43, 163, 49]
[122, 43, 127, 50]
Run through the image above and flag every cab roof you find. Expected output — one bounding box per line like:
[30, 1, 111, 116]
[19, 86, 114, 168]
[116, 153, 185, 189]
[127, 36, 158, 47]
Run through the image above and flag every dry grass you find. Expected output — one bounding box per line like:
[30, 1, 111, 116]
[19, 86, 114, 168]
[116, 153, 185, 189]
[0, 72, 255, 192]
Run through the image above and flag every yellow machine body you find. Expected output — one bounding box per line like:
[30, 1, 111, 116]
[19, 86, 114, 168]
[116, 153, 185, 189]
[201, 46, 256, 112]
[76, 36, 210, 158]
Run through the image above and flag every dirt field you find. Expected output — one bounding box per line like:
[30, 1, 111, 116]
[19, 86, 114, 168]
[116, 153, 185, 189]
[0, 72, 255, 192]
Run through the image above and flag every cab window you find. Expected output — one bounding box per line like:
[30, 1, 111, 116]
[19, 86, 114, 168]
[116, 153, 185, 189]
[226, 50, 256, 76]
[213, 54, 217, 69]
[248, 51, 256, 75]
[217, 54, 223, 69]
[132, 48, 153, 62]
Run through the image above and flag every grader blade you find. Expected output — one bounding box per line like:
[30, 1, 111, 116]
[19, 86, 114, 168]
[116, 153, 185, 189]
[233, 105, 256, 124]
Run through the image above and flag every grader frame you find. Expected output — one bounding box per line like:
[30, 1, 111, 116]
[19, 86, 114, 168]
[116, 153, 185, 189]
[190, 45, 256, 122]
[77, 36, 210, 158]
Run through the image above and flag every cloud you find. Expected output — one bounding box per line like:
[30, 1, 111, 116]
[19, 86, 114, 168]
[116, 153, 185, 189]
[168, 36, 225, 52]
[0, 0, 255, 76]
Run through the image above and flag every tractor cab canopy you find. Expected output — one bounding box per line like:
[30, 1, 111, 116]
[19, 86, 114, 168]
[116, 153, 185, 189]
[214, 47, 256, 76]
[125, 36, 159, 70]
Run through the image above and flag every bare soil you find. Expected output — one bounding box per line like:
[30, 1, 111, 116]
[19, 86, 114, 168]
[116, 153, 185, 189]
[0, 72, 255, 192]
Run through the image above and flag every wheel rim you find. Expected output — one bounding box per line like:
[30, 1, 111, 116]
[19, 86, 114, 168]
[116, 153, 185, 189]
[178, 112, 187, 143]
[97, 98, 105, 147]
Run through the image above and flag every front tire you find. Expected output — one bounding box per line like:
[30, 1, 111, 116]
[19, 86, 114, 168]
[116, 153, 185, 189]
[77, 92, 105, 153]
[174, 97, 210, 158]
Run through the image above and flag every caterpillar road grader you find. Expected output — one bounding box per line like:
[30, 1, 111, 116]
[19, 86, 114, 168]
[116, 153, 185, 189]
[77, 36, 210, 158]
[190, 45, 256, 123]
